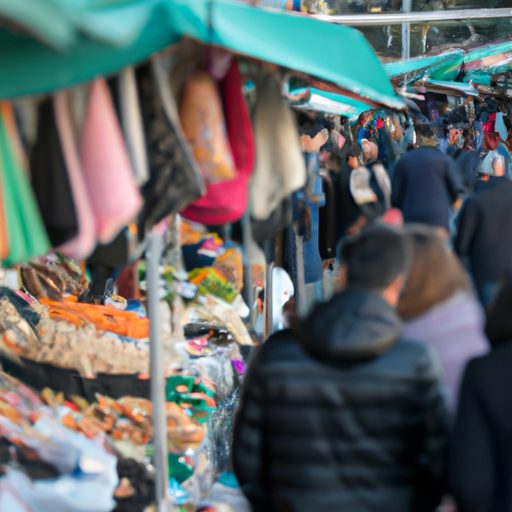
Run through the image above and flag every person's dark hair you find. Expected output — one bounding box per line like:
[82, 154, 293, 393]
[341, 225, 410, 291]
[456, 151, 482, 194]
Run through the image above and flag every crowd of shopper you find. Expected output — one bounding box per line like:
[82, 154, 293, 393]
[233, 139, 512, 512]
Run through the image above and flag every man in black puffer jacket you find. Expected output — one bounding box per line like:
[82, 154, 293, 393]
[233, 225, 447, 512]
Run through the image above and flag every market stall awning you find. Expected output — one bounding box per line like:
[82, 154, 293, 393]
[412, 79, 480, 97]
[462, 41, 512, 85]
[287, 86, 373, 119]
[0, 0, 403, 109]
[384, 50, 464, 88]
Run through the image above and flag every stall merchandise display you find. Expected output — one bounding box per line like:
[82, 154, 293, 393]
[0, 371, 119, 512]
[0, 244, 253, 511]
[10, 4, 512, 511]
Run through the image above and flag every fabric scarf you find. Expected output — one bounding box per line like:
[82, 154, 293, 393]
[80, 78, 143, 244]
[53, 92, 97, 261]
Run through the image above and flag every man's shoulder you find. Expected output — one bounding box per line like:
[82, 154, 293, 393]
[256, 329, 306, 363]
[255, 330, 437, 373]
[382, 336, 441, 379]
[476, 178, 512, 200]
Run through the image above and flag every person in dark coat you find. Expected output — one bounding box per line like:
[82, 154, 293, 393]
[233, 225, 447, 512]
[391, 147, 464, 232]
[454, 176, 512, 306]
[448, 271, 512, 512]
[455, 151, 482, 196]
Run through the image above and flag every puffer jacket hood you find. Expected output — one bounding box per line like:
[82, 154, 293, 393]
[297, 287, 402, 360]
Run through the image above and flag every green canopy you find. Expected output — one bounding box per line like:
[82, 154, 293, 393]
[384, 50, 464, 88]
[462, 41, 512, 86]
[0, 0, 403, 109]
[412, 79, 479, 98]
[288, 87, 371, 119]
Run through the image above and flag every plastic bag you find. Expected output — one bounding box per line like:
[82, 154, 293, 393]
[179, 439, 215, 504]
[207, 390, 240, 476]
[202, 478, 251, 512]
[186, 354, 235, 404]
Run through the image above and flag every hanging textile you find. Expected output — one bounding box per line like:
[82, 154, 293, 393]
[0, 103, 50, 264]
[0, 175, 8, 261]
[53, 92, 97, 261]
[80, 78, 143, 244]
[118, 67, 150, 186]
[30, 98, 78, 247]
[180, 58, 254, 225]
[136, 60, 204, 238]
[250, 72, 306, 221]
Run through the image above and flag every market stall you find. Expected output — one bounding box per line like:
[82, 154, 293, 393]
[0, 1, 405, 512]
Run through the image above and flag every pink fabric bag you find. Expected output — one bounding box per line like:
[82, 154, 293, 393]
[180, 60, 254, 225]
[80, 79, 142, 243]
[53, 92, 97, 260]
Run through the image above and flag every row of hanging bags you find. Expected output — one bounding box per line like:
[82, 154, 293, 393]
[179, 52, 255, 226]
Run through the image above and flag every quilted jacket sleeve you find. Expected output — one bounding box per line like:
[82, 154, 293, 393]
[448, 360, 494, 512]
[232, 348, 268, 512]
[414, 347, 449, 512]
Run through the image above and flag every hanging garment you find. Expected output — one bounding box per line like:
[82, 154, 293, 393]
[136, 60, 203, 238]
[118, 67, 150, 186]
[251, 197, 292, 248]
[0, 103, 50, 264]
[179, 70, 236, 185]
[53, 92, 97, 261]
[482, 112, 496, 133]
[0, 111, 12, 261]
[180, 59, 254, 225]
[11, 98, 39, 160]
[30, 99, 79, 247]
[6, 103, 30, 175]
[69, 86, 88, 142]
[496, 112, 508, 141]
[250, 72, 306, 221]
[0, 165, 8, 260]
[80, 78, 143, 244]
[300, 156, 323, 284]
[318, 171, 335, 260]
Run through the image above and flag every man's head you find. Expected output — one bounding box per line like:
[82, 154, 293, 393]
[338, 225, 410, 307]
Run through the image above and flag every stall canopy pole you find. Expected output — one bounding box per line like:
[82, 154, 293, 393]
[313, 7, 512, 24]
[147, 232, 170, 512]
[241, 203, 254, 325]
[401, 0, 412, 61]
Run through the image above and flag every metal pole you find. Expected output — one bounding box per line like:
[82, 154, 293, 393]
[402, 0, 412, 61]
[147, 232, 170, 512]
[294, 229, 307, 318]
[313, 7, 512, 24]
[241, 200, 254, 324]
[264, 261, 274, 339]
